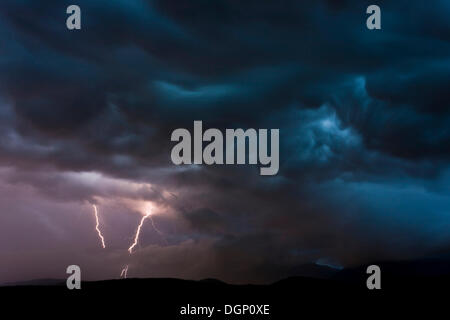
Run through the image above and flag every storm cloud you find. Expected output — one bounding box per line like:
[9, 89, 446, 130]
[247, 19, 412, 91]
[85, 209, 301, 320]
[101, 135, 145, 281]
[0, 0, 449, 284]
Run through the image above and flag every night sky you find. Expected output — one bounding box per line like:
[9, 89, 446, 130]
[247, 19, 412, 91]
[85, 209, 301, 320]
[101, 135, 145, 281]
[0, 0, 450, 284]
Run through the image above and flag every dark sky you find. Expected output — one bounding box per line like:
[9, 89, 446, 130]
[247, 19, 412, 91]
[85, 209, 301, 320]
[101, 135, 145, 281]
[0, 0, 450, 284]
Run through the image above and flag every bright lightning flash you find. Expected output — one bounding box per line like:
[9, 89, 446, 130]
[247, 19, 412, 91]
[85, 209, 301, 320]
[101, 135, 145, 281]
[128, 211, 151, 254]
[120, 265, 129, 278]
[122, 203, 166, 278]
[92, 204, 106, 249]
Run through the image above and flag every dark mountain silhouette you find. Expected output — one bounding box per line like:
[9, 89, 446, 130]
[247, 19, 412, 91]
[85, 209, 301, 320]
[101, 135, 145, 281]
[1, 258, 449, 318]
[1, 278, 65, 287]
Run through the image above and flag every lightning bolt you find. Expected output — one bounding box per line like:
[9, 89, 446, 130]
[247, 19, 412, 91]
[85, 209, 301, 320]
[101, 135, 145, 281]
[92, 204, 106, 249]
[120, 265, 129, 278]
[149, 215, 168, 245]
[122, 205, 167, 278]
[128, 212, 151, 254]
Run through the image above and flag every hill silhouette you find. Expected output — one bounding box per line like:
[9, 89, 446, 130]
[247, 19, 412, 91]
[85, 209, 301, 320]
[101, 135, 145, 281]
[1, 258, 449, 318]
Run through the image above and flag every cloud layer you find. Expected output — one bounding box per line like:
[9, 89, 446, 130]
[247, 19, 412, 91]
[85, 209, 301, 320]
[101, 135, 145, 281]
[0, 0, 450, 283]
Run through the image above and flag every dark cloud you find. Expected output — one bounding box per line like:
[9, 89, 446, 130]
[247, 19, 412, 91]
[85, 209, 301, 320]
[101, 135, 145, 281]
[0, 0, 449, 283]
